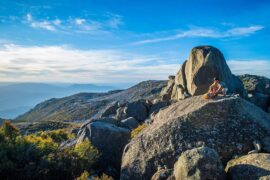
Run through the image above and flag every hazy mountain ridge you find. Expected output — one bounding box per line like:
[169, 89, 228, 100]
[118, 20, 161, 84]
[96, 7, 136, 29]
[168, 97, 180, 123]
[15, 80, 167, 123]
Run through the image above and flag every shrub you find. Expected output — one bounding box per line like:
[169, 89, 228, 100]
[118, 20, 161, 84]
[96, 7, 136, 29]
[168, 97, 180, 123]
[131, 123, 147, 138]
[0, 121, 19, 141]
[0, 122, 100, 179]
[75, 139, 99, 165]
[96, 173, 114, 180]
[76, 170, 90, 180]
[48, 128, 75, 143]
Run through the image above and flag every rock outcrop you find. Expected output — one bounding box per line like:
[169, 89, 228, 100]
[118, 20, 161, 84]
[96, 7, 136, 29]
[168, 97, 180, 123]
[115, 100, 149, 122]
[120, 96, 270, 179]
[239, 74, 270, 112]
[151, 168, 173, 180]
[120, 117, 139, 130]
[77, 121, 130, 170]
[225, 153, 270, 179]
[173, 147, 225, 180]
[160, 76, 175, 101]
[100, 101, 119, 118]
[161, 46, 245, 101]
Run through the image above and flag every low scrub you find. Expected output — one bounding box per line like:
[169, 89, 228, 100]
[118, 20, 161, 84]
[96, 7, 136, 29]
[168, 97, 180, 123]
[131, 123, 147, 138]
[0, 121, 104, 179]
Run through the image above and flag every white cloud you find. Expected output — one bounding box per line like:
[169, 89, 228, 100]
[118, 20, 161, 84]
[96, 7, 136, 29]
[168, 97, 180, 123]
[74, 18, 86, 25]
[133, 25, 264, 45]
[30, 21, 56, 31]
[228, 60, 270, 77]
[0, 44, 269, 83]
[0, 44, 179, 83]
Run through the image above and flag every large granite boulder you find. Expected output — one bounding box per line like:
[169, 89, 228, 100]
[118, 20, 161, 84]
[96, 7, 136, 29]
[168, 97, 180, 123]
[225, 153, 270, 179]
[120, 96, 270, 179]
[164, 46, 245, 100]
[173, 147, 225, 180]
[77, 121, 130, 170]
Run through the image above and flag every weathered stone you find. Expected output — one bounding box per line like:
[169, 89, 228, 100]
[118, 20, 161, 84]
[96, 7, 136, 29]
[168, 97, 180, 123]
[151, 168, 172, 180]
[115, 100, 148, 122]
[120, 96, 270, 180]
[171, 60, 188, 100]
[173, 147, 225, 180]
[160, 76, 175, 101]
[149, 100, 170, 116]
[163, 46, 245, 101]
[239, 74, 270, 95]
[262, 137, 270, 153]
[120, 117, 139, 130]
[100, 101, 119, 117]
[225, 153, 270, 180]
[78, 121, 130, 170]
[248, 93, 270, 111]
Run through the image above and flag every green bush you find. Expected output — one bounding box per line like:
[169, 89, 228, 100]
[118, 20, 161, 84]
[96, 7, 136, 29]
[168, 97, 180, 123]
[0, 122, 100, 179]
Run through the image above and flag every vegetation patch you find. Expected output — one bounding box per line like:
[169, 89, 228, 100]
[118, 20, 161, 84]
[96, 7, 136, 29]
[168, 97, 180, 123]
[131, 123, 147, 138]
[0, 121, 112, 179]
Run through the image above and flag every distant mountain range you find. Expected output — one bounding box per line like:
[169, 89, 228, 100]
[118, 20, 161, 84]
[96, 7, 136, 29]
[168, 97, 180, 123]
[0, 82, 117, 119]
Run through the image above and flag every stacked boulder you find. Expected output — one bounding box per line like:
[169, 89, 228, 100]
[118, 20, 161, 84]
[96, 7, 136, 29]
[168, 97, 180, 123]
[160, 46, 245, 100]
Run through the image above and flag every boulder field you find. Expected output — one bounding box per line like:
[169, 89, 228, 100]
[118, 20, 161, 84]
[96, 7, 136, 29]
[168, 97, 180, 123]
[120, 96, 270, 179]
[65, 45, 270, 179]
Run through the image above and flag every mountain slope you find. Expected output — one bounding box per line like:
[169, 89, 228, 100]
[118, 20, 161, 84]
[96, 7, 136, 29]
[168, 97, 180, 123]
[0, 83, 115, 119]
[16, 80, 166, 123]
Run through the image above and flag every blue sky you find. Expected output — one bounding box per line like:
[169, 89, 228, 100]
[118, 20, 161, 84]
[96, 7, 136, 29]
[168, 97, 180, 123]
[0, 0, 270, 84]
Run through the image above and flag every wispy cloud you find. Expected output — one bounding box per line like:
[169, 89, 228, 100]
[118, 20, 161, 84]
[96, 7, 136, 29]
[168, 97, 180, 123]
[106, 14, 123, 29]
[0, 44, 178, 83]
[24, 13, 123, 34]
[26, 13, 57, 31]
[133, 25, 264, 45]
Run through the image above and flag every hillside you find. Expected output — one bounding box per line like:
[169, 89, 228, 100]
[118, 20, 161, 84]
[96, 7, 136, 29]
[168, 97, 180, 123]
[0, 82, 116, 119]
[15, 80, 166, 123]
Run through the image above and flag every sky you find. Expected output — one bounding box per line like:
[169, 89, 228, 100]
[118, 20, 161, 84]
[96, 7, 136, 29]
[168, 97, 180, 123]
[0, 0, 270, 84]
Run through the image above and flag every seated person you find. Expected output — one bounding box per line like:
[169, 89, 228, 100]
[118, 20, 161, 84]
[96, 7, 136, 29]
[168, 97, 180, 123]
[205, 77, 227, 99]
